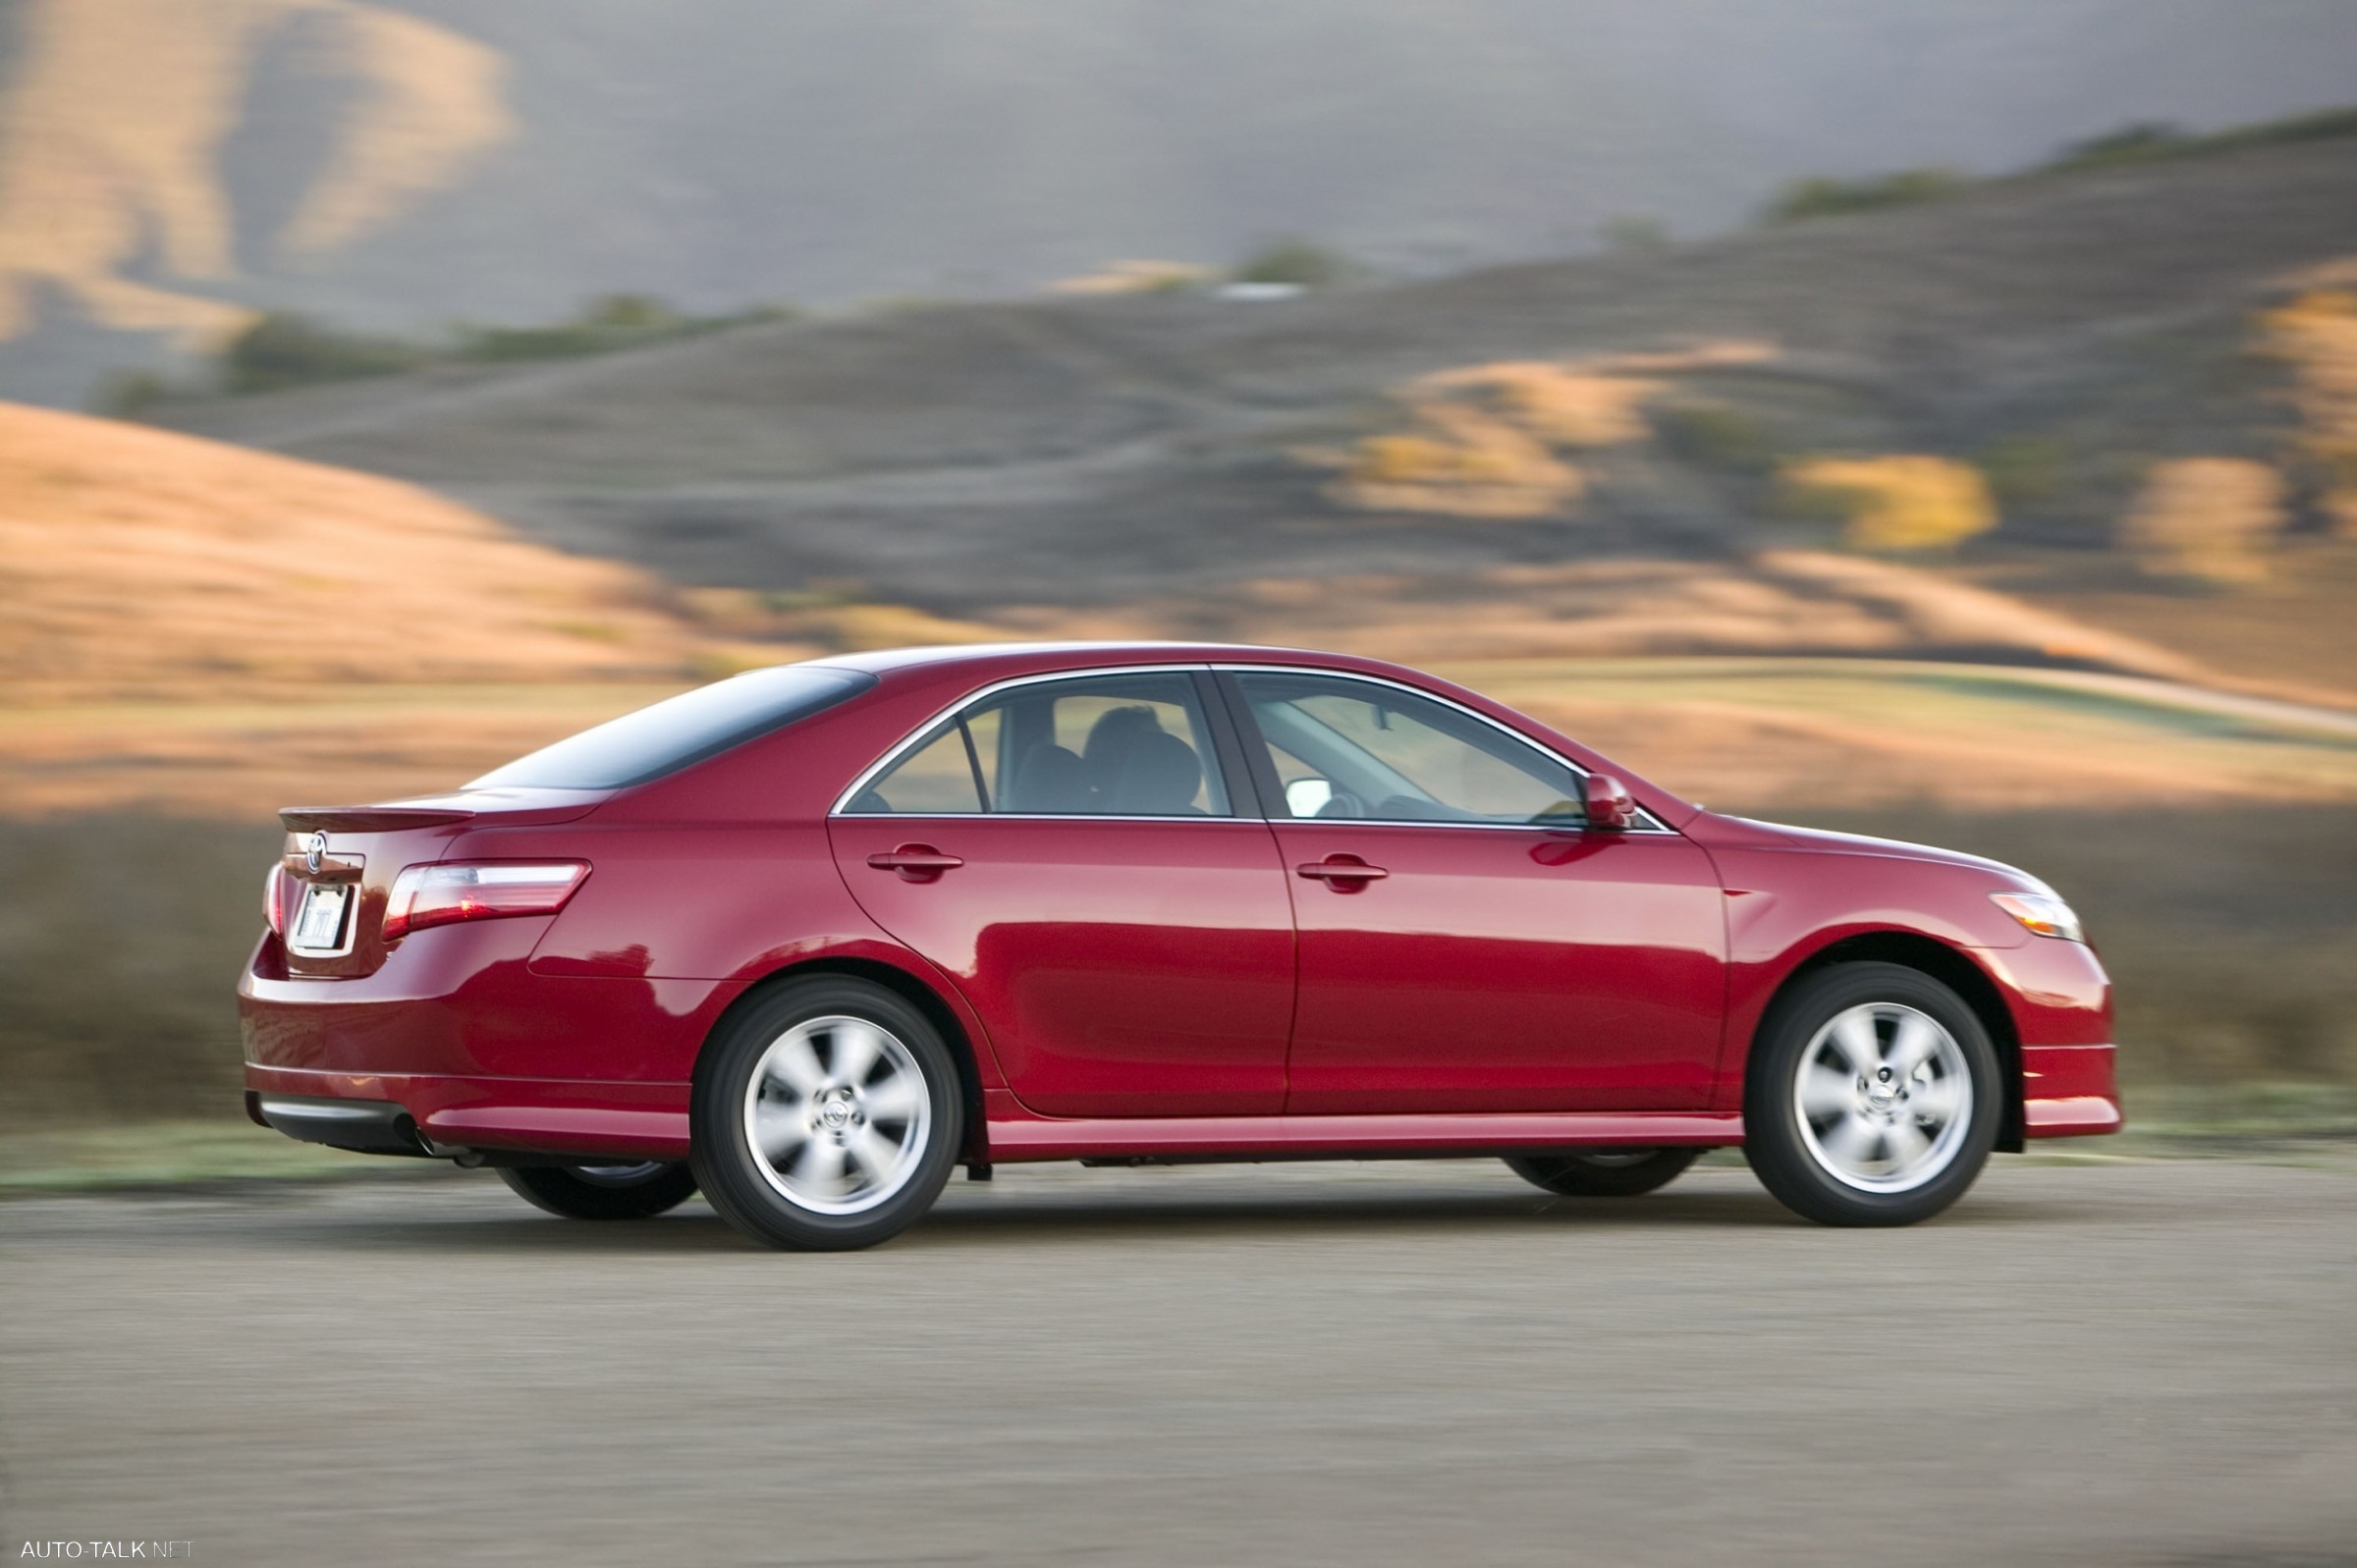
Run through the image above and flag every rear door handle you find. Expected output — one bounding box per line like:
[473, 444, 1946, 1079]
[1296, 855, 1388, 886]
[867, 844, 965, 881]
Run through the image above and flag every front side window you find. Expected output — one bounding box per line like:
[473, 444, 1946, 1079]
[845, 672, 1232, 817]
[1232, 671, 1586, 825]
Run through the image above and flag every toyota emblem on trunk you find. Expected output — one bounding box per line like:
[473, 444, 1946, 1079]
[303, 833, 328, 875]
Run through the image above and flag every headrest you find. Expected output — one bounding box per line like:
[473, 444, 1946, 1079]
[1082, 705, 1165, 786]
[1109, 730, 1202, 813]
[1005, 743, 1089, 813]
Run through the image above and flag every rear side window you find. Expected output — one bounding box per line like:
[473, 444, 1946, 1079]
[844, 672, 1232, 817]
[468, 667, 877, 789]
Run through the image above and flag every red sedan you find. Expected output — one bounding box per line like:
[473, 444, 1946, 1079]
[241, 643, 2120, 1248]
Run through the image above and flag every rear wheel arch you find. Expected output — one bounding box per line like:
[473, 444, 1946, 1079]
[699, 956, 989, 1162]
[1752, 932, 2024, 1153]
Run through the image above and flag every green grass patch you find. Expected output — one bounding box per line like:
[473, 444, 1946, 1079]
[105, 297, 797, 412]
[1763, 168, 1966, 225]
[2108, 1082, 2357, 1146]
[0, 1119, 458, 1193]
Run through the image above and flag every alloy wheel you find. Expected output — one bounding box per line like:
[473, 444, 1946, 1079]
[1792, 1002, 1973, 1194]
[741, 1015, 932, 1216]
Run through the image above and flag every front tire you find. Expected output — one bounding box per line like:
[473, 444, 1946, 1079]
[1745, 962, 2000, 1226]
[1505, 1148, 1699, 1197]
[496, 1162, 698, 1220]
[691, 978, 963, 1251]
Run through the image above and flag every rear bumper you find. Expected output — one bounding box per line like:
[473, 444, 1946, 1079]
[238, 922, 736, 1161]
[247, 1092, 431, 1155]
[244, 1065, 690, 1161]
[2020, 1043, 2122, 1138]
[238, 925, 742, 1082]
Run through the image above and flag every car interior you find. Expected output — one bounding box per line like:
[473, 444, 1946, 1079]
[1000, 703, 1209, 815]
[849, 676, 1227, 816]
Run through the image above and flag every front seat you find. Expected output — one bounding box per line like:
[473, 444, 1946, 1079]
[1107, 730, 1204, 814]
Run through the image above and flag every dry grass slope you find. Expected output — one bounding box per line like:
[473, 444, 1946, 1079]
[0, 401, 706, 700]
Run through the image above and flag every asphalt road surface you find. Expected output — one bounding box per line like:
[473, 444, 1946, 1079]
[4, 1157, 2353, 1567]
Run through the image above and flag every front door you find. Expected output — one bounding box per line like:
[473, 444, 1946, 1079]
[1223, 669, 1727, 1114]
[830, 669, 1294, 1117]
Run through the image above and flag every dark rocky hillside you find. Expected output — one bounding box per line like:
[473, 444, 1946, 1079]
[146, 135, 2357, 698]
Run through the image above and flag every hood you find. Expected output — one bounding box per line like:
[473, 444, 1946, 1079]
[1682, 811, 2053, 892]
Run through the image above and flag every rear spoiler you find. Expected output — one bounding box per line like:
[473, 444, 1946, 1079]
[278, 805, 477, 833]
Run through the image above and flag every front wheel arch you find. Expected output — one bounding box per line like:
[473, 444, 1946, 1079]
[700, 956, 989, 1164]
[1749, 932, 2023, 1153]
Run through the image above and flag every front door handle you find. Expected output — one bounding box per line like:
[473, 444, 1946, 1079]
[867, 844, 965, 881]
[1296, 855, 1388, 888]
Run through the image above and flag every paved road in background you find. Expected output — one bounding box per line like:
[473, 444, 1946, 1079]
[4, 1159, 2352, 1567]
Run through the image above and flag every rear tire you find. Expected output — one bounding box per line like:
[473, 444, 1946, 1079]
[691, 978, 963, 1251]
[1744, 962, 2000, 1226]
[1505, 1148, 1699, 1197]
[496, 1162, 697, 1220]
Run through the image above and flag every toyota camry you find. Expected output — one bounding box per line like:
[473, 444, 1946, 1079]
[240, 643, 2119, 1248]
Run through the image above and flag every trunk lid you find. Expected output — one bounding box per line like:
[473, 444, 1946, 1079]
[270, 788, 605, 978]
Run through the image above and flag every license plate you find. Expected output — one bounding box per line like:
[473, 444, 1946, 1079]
[291, 883, 351, 952]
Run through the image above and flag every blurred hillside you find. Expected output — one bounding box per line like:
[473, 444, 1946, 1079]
[7, 0, 2357, 404]
[22, 392, 2356, 818]
[139, 130, 2357, 705]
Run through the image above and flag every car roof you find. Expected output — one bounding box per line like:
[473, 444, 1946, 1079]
[808, 640, 1414, 680]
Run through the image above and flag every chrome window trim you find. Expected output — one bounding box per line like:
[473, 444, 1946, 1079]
[830, 664, 1235, 820]
[831, 660, 1676, 834]
[830, 812, 1263, 827]
[1212, 663, 1675, 835]
[1261, 814, 1672, 837]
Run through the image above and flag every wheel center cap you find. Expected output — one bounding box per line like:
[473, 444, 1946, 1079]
[817, 1096, 856, 1131]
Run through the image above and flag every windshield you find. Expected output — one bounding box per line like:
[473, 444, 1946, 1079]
[467, 667, 876, 790]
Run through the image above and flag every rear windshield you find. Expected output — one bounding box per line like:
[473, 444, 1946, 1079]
[467, 667, 877, 790]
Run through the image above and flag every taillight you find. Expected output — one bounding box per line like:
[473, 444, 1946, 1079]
[381, 861, 589, 943]
[263, 863, 287, 937]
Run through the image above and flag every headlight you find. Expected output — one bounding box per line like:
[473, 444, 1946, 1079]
[1990, 891, 2084, 943]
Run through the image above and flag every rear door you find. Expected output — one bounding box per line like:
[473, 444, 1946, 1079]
[1221, 668, 1727, 1114]
[828, 668, 1295, 1117]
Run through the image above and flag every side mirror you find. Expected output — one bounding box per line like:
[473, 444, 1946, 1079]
[1584, 774, 1636, 831]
